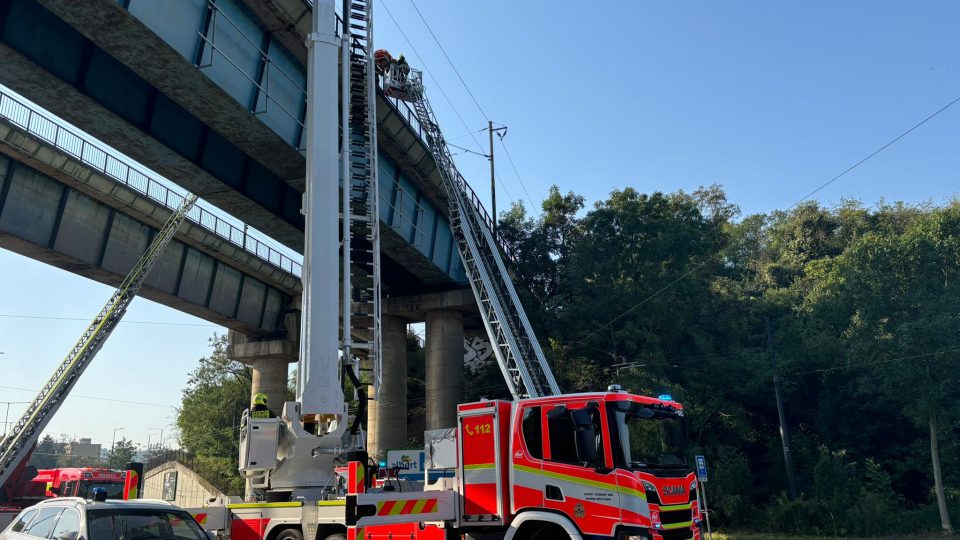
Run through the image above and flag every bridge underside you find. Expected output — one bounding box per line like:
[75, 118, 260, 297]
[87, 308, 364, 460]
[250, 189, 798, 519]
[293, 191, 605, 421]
[0, 0, 471, 296]
[0, 127, 292, 335]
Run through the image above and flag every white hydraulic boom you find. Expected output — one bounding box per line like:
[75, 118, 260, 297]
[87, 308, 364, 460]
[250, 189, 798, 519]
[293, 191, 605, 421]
[383, 70, 560, 399]
[0, 193, 198, 490]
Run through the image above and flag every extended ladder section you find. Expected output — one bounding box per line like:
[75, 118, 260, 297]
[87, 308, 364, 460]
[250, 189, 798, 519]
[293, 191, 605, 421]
[340, 0, 381, 397]
[403, 73, 560, 399]
[0, 194, 198, 490]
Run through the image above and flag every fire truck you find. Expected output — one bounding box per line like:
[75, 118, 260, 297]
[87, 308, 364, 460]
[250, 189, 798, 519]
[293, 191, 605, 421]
[347, 390, 702, 540]
[0, 465, 142, 529]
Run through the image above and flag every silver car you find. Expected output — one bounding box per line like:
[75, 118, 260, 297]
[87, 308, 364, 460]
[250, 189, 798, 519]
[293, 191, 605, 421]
[1, 499, 209, 540]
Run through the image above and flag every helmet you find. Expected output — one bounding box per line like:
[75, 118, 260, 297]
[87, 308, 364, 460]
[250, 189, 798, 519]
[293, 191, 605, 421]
[253, 393, 268, 406]
[398, 54, 405, 62]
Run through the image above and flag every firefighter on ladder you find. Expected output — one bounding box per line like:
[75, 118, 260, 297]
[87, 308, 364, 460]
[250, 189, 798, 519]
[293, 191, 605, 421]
[250, 393, 274, 419]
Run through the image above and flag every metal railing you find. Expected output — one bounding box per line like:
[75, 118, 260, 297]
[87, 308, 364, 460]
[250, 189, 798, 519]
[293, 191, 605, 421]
[375, 79, 516, 260]
[0, 89, 303, 277]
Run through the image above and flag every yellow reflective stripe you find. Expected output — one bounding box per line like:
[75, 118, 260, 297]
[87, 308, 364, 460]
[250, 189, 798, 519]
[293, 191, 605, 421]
[659, 503, 692, 511]
[228, 502, 303, 509]
[514, 464, 645, 501]
[463, 463, 495, 470]
[389, 501, 406, 516]
[316, 500, 345, 507]
[661, 521, 693, 530]
[410, 499, 428, 514]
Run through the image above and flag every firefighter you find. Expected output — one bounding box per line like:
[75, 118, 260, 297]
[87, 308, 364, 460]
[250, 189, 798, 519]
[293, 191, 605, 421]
[395, 54, 410, 84]
[250, 392, 274, 419]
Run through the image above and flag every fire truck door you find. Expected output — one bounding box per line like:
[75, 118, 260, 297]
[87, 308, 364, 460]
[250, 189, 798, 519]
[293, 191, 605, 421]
[540, 405, 620, 538]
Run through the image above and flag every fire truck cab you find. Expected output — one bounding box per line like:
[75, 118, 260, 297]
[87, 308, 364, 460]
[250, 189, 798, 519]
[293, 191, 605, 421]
[350, 387, 702, 540]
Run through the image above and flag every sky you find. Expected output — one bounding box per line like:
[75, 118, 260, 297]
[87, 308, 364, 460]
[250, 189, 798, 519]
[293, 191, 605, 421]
[1, 1, 959, 453]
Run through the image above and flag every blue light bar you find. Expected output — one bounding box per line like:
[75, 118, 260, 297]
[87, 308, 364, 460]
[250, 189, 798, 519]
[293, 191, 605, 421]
[658, 394, 673, 401]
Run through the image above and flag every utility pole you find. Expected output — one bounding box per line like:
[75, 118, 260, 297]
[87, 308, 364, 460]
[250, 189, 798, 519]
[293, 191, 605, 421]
[1, 402, 29, 437]
[765, 316, 798, 500]
[488, 120, 496, 238]
[487, 122, 507, 237]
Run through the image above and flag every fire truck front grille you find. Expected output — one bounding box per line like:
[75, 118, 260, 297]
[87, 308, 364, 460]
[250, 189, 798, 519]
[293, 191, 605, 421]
[660, 507, 693, 525]
[658, 528, 694, 540]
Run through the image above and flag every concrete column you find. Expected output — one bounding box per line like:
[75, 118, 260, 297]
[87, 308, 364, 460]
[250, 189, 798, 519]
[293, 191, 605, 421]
[425, 309, 464, 430]
[368, 315, 408, 459]
[249, 359, 288, 417]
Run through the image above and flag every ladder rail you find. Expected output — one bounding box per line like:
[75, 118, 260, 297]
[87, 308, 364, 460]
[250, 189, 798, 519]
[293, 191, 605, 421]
[341, 0, 381, 405]
[401, 74, 559, 398]
[0, 195, 198, 489]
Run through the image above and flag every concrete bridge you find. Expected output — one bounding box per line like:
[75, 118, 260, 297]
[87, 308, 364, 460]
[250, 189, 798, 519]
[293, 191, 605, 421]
[0, 0, 501, 456]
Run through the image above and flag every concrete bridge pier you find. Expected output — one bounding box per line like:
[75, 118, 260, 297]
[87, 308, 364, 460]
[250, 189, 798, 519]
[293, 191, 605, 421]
[425, 309, 464, 431]
[228, 302, 301, 417]
[367, 315, 409, 459]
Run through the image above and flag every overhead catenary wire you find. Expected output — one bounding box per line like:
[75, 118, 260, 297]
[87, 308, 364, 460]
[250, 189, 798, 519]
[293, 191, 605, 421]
[792, 347, 960, 376]
[575, 92, 960, 346]
[391, 0, 536, 214]
[0, 385, 175, 408]
[0, 313, 218, 327]
[381, 1, 516, 208]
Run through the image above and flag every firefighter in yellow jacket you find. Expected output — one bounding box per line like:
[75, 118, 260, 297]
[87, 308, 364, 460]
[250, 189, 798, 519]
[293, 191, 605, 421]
[250, 392, 274, 419]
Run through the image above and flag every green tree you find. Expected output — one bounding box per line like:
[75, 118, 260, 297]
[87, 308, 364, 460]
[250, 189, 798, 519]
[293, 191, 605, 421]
[106, 438, 138, 469]
[810, 203, 960, 533]
[176, 334, 250, 495]
[30, 434, 64, 469]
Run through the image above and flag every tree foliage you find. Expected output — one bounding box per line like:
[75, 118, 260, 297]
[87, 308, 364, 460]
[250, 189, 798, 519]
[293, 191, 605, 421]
[499, 188, 959, 534]
[175, 334, 250, 495]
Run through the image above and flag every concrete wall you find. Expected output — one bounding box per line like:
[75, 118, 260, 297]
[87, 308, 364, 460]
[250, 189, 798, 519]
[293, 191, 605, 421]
[143, 461, 222, 509]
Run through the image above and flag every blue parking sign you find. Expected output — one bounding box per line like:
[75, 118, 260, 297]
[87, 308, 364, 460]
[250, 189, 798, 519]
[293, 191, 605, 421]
[695, 455, 708, 481]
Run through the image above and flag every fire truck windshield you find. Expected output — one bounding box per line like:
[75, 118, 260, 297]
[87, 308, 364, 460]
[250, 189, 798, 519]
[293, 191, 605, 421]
[79, 481, 125, 500]
[609, 403, 687, 470]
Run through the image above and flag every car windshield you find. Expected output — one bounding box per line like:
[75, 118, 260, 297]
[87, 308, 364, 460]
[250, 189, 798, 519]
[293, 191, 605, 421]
[609, 402, 687, 470]
[79, 482, 125, 500]
[87, 510, 207, 540]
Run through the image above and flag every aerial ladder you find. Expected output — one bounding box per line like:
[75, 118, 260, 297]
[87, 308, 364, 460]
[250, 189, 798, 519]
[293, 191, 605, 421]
[341, 0, 382, 415]
[0, 193, 198, 496]
[380, 68, 560, 399]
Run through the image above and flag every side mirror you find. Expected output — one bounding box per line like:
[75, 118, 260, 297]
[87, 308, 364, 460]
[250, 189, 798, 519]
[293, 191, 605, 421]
[574, 429, 598, 465]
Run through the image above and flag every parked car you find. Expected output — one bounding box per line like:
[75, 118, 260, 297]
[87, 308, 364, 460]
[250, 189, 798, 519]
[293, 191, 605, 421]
[1, 498, 209, 540]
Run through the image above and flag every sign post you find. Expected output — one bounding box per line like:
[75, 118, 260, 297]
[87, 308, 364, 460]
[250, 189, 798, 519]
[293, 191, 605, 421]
[695, 455, 713, 540]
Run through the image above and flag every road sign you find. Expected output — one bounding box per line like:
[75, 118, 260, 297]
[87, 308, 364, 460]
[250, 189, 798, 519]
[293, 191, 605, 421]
[695, 455, 708, 481]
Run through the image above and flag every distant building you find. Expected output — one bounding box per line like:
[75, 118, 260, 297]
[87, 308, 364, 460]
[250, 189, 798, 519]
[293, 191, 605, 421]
[65, 438, 101, 459]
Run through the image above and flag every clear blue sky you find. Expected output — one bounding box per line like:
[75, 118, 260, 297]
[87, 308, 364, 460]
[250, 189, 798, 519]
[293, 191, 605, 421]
[1, 1, 958, 452]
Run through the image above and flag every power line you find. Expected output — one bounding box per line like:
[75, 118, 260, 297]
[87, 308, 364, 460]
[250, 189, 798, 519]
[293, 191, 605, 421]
[403, 1, 537, 214]
[407, 0, 489, 122]
[0, 385, 175, 408]
[498, 137, 537, 213]
[381, 2, 516, 208]
[575, 93, 960, 346]
[448, 142, 489, 158]
[792, 347, 960, 375]
[380, 2, 486, 155]
[0, 313, 218, 327]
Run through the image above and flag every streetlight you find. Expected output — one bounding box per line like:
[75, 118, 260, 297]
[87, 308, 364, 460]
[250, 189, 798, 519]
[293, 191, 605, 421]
[1, 402, 29, 437]
[110, 427, 124, 454]
[147, 428, 164, 451]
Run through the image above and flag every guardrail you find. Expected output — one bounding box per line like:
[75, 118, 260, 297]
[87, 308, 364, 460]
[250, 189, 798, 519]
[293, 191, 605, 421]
[375, 80, 516, 261]
[0, 89, 303, 277]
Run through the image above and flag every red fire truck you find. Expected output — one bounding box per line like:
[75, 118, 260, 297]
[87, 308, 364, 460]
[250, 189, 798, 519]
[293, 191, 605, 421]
[345, 387, 703, 540]
[1, 466, 140, 528]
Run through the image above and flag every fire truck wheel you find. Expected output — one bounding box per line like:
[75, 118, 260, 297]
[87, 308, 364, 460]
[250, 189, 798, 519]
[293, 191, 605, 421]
[273, 528, 303, 540]
[322, 535, 346, 540]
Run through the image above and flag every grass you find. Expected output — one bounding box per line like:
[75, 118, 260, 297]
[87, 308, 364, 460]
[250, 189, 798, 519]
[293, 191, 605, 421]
[713, 533, 949, 540]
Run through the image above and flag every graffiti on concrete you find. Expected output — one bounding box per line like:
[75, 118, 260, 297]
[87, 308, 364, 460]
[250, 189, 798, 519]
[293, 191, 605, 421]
[464, 336, 494, 372]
